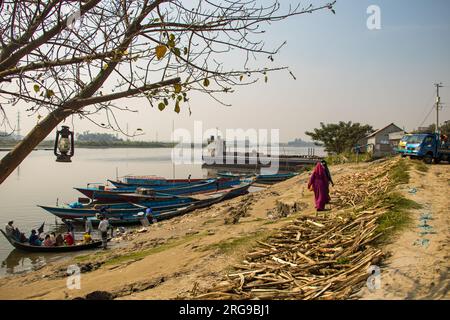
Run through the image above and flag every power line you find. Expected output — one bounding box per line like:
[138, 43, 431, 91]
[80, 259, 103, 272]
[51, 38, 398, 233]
[418, 105, 435, 128]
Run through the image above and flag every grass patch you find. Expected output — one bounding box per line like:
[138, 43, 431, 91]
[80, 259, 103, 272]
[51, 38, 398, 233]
[388, 158, 410, 185]
[412, 160, 429, 173]
[202, 218, 219, 225]
[75, 251, 107, 263]
[103, 231, 207, 266]
[373, 193, 422, 242]
[203, 231, 269, 255]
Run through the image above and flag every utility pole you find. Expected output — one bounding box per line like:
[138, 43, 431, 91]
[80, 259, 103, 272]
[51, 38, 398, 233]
[435, 82, 443, 135]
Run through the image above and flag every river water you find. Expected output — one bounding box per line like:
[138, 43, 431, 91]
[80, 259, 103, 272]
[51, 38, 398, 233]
[0, 146, 324, 276]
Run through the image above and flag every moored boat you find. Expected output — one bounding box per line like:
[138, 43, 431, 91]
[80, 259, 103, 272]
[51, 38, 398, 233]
[43, 179, 254, 224]
[38, 198, 195, 220]
[76, 178, 241, 202]
[0, 229, 103, 253]
[218, 172, 298, 184]
[108, 176, 205, 188]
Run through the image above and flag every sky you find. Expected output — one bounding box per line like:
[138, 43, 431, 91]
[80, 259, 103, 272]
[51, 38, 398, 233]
[5, 0, 450, 143]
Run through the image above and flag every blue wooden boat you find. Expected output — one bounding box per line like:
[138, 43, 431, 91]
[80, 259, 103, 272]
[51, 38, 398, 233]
[218, 172, 297, 184]
[71, 179, 254, 225]
[38, 198, 195, 220]
[256, 172, 298, 183]
[76, 178, 241, 202]
[41, 179, 254, 224]
[108, 177, 205, 188]
[74, 187, 184, 202]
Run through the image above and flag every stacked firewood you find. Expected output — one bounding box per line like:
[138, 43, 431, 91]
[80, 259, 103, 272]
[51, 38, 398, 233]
[192, 209, 385, 300]
[331, 159, 398, 208]
[190, 159, 400, 300]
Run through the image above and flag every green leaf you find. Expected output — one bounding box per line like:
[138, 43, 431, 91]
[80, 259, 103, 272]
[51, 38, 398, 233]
[158, 102, 166, 111]
[174, 83, 182, 93]
[174, 101, 180, 113]
[45, 89, 55, 98]
[33, 84, 40, 93]
[163, 98, 169, 106]
[167, 39, 175, 48]
[169, 34, 175, 41]
[264, 75, 268, 83]
[173, 47, 181, 57]
[203, 78, 210, 87]
[155, 45, 167, 60]
[177, 95, 183, 101]
[183, 47, 188, 55]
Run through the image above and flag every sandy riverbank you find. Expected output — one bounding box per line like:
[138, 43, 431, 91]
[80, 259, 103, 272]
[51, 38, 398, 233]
[0, 158, 448, 300]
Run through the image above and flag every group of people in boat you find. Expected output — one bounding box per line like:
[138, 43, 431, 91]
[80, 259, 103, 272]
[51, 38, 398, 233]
[3, 213, 113, 248]
[5, 220, 84, 247]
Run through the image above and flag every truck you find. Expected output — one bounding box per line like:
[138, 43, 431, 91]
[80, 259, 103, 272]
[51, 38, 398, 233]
[397, 133, 450, 164]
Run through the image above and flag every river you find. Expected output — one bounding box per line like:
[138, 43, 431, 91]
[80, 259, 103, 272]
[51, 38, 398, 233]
[0, 146, 324, 276]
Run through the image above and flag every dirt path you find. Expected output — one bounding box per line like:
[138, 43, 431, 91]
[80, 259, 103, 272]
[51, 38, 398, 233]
[357, 163, 450, 299]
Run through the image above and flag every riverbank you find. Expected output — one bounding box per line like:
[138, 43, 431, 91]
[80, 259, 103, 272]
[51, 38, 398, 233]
[0, 141, 176, 151]
[0, 157, 448, 299]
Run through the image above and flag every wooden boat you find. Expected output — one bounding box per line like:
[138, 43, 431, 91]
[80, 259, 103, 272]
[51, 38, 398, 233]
[218, 172, 297, 184]
[38, 198, 195, 220]
[108, 176, 204, 188]
[76, 178, 241, 202]
[74, 187, 184, 203]
[0, 229, 103, 253]
[66, 179, 253, 225]
[256, 172, 298, 184]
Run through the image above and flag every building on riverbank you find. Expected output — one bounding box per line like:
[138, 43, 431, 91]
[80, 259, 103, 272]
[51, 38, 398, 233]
[357, 123, 405, 158]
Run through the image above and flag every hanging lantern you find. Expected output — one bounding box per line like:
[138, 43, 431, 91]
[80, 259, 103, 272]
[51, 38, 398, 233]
[54, 126, 74, 162]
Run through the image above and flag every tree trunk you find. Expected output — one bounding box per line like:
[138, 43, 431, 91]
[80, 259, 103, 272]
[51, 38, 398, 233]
[0, 108, 69, 184]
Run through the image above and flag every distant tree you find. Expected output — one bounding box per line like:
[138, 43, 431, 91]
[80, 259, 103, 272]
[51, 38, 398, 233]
[0, 0, 336, 184]
[305, 121, 374, 154]
[76, 131, 123, 143]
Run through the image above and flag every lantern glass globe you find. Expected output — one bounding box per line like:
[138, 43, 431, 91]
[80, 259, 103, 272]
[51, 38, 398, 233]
[58, 137, 70, 153]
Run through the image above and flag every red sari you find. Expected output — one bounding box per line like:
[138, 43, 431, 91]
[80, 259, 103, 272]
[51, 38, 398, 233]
[308, 163, 329, 211]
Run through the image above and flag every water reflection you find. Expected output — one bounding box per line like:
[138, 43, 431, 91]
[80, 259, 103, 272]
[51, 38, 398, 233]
[1, 250, 47, 275]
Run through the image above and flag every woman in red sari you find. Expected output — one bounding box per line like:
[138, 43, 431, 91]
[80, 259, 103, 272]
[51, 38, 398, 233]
[308, 162, 329, 211]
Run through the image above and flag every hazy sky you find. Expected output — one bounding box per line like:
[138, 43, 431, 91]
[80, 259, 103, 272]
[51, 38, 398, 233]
[6, 0, 450, 143]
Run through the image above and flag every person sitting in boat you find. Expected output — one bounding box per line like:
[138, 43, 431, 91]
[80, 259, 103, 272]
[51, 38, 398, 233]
[5, 221, 14, 237]
[62, 219, 75, 239]
[83, 232, 92, 244]
[55, 233, 64, 246]
[28, 230, 42, 246]
[5, 221, 24, 242]
[63, 232, 75, 246]
[43, 234, 55, 247]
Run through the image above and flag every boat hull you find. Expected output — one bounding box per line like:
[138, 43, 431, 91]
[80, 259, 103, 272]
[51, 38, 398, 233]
[38, 199, 194, 220]
[0, 230, 103, 253]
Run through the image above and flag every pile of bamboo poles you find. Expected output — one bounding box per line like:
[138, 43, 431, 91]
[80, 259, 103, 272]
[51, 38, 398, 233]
[331, 159, 399, 208]
[190, 159, 400, 300]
